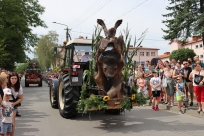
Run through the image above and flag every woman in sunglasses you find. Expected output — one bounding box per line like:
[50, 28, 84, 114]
[189, 62, 204, 114]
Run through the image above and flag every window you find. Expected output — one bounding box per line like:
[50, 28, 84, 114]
[134, 52, 137, 56]
[77, 52, 81, 55]
[141, 61, 145, 64]
[128, 52, 132, 56]
[151, 52, 155, 56]
[196, 45, 198, 49]
[140, 52, 144, 56]
[200, 44, 203, 48]
[146, 52, 150, 56]
[200, 55, 203, 58]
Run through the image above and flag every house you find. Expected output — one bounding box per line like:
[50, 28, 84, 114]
[158, 52, 170, 62]
[169, 36, 204, 62]
[129, 46, 159, 65]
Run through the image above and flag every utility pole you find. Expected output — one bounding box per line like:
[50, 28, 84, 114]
[53, 22, 71, 42]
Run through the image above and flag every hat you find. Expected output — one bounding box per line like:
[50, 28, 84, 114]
[152, 70, 158, 73]
[4, 88, 12, 95]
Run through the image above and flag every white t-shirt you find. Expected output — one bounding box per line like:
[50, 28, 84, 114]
[3, 86, 23, 100]
[2, 101, 13, 123]
[150, 77, 161, 91]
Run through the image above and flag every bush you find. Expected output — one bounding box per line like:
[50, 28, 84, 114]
[169, 48, 196, 62]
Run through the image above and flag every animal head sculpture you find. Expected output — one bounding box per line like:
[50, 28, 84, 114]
[99, 50, 121, 80]
[97, 19, 122, 38]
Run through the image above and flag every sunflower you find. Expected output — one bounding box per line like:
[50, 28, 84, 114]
[131, 94, 136, 100]
[103, 96, 110, 101]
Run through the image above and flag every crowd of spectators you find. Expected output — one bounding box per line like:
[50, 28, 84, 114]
[129, 55, 204, 114]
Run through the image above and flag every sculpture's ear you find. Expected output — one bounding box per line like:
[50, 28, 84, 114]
[97, 19, 105, 27]
[114, 20, 122, 29]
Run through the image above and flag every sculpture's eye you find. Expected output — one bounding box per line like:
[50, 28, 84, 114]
[114, 67, 117, 71]
[104, 68, 107, 71]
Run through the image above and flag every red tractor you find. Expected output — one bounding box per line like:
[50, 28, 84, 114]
[25, 63, 42, 87]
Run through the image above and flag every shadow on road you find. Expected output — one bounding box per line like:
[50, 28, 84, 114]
[71, 108, 204, 134]
[15, 81, 49, 136]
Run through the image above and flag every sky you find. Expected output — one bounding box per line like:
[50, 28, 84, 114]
[29, 0, 171, 58]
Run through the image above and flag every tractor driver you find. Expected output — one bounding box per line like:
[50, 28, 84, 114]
[81, 52, 92, 62]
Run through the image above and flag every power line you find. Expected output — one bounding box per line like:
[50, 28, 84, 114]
[124, 0, 156, 22]
[69, 0, 102, 26]
[107, 0, 149, 25]
[72, 0, 112, 30]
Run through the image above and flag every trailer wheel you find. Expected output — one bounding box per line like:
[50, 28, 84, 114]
[58, 74, 80, 118]
[105, 109, 123, 115]
[49, 79, 59, 109]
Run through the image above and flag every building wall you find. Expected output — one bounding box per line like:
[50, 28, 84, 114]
[169, 39, 204, 62]
[184, 41, 204, 62]
[170, 41, 183, 52]
[129, 48, 159, 64]
[160, 57, 170, 62]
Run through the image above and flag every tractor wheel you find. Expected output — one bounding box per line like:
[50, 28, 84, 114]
[58, 74, 80, 118]
[38, 82, 42, 87]
[49, 79, 59, 109]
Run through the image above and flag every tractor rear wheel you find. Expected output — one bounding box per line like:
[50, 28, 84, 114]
[49, 80, 59, 109]
[58, 74, 80, 118]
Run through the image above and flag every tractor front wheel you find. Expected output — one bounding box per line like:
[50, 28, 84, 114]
[58, 74, 80, 118]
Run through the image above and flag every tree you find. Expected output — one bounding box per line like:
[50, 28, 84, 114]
[0, 0, 46, 70]
[162, 0, 204, 45]
[169, 48, 196, 62]
[35, 31, 61, 69]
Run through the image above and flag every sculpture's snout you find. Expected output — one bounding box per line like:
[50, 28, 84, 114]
[107, 76, 113, 80]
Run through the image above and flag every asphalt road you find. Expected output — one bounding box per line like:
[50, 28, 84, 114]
[15, 80, 204, 136]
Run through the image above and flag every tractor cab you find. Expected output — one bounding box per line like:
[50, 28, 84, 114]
[62, 39, 92, 86]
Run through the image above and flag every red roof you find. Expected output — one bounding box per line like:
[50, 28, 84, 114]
[129, 46, 159, 50]
[169, 36, 203, 45]
[158, 52, 170, 59]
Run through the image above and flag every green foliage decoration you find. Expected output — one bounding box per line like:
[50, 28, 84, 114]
[169, 48, 196, 62]
[123, 26, 148, 84]
[77, 26, 104, 113]
[120, 97, 132, 111]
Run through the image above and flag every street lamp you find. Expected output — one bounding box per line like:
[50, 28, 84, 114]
[53, 22, 71, 43]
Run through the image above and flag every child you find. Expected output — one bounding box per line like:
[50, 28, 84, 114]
[1, 88, 13, 136]
[137, 74, 148, 106]
[150, 70, 162, 111]
[176, 76, 188, 114]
